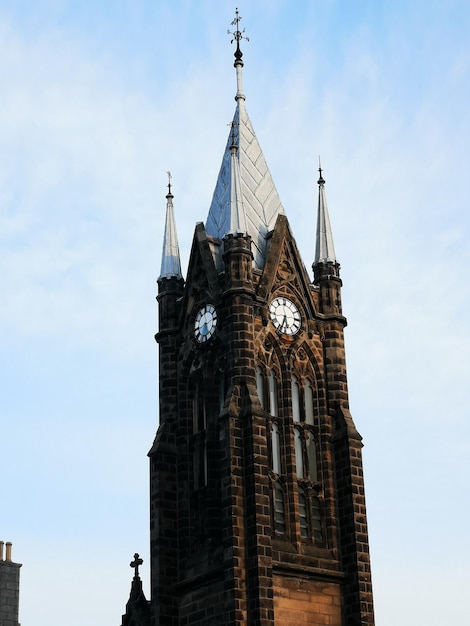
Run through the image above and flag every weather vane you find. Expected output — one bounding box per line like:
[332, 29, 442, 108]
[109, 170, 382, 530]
[166, 170, 172, 195]
[318, 157, 325, 185]
[228, 8, 249, 59]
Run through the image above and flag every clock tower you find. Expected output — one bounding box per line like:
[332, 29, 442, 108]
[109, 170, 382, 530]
[147, 11, 375, 626]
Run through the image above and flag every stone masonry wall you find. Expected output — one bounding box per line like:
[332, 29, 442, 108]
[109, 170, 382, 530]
[273, 575, 341, 626]
[0, 542, 21, 626]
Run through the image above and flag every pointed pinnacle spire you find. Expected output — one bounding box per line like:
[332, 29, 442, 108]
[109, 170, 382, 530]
[159, 172, 182, 280]
[228, 122, 247, 235]
[314, 160, 337, 265]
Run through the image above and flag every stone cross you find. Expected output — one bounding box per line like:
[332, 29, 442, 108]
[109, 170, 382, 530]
[130, 553, 143, 578]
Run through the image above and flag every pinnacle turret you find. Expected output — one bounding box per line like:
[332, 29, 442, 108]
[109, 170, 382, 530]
[159, 173, 182, 280]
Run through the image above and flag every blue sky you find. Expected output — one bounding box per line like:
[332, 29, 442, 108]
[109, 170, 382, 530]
[1, 1, 469, 624]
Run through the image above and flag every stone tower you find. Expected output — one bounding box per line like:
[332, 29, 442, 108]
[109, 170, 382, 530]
[0, 542, 22, 626]
[144, 12, 374, 626]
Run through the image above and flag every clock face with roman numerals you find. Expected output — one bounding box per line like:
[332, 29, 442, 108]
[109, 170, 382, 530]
[194, 304, 218, 343]
[269, 297, 301, 336]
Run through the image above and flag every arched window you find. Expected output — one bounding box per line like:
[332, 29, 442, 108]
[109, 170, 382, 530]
[256, 366, 266, 409]
[268, 370, 278, 417]
[271, 423, 281, 475]
[307, 432, 318, 483]
[294, 427, 304, 479]
[304, 380, 315, 426]
[291, 375, 301, 422]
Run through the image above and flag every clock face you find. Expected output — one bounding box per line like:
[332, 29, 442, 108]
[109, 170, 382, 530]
[269, 297, 301, 336]
[194, 304, 218, 343]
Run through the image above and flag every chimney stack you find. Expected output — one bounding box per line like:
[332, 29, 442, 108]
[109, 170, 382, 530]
[0, 540, 22, 626]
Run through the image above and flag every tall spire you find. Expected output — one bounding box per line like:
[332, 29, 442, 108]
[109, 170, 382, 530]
[159, 172, 182, 280]
[206, 9, 284, 269]
[314, 161, 337, 265]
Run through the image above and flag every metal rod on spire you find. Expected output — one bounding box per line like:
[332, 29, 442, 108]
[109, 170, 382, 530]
[228, 8, 249, 102]
[318, 156, 325, 185]
[166, 170, 172, 196]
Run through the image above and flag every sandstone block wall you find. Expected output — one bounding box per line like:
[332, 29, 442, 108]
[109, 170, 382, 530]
[273, 575, 341, 626]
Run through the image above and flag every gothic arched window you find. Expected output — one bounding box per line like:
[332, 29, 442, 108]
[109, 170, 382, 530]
[294, 427, 304, 479]
[268, 369, 278, 417]
[307, 432, 318, 483]
[256, 366, 266, 409]
[271, 423, 282, 475]
[304, 380, 315, 426]
[291, 374, 301, 422]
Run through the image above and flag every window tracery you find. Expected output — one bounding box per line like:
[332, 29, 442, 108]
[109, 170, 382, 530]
[289, 361, 324, 544]
[257, 342, 325, 544]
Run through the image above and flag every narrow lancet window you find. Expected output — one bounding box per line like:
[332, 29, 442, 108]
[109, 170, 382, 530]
[304, 380, 315, 426]
[307, 432, 318, 483]
[271, 423, 281, 475]
[294, 427, 304, 479]
[256, 366, 265, 409]
[291, 375, 301, 422]
[268, 370, 278, 417]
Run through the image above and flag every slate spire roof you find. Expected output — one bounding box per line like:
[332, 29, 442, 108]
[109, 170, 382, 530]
[314, 164, 337, 265]
[159, 174, 182, 280]
[205, 16, 284, 269]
